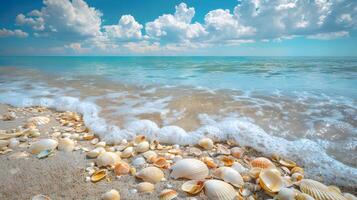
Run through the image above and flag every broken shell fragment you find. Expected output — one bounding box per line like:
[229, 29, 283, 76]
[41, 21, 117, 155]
[136, 167, 164, 184]
[188, 147, 202, 156]
[134, 135, 146, 144]
[137, 182, 155, 193]
[29, 139, 58, 154]
[204, 179, 237, 200]
[259, 168, 283, 193]
[58, 138, 75, 152]
[299, 179, 346, 200]
[96, 152, 121, 167]
[250, 157, 275, 169]
[101, 189, 120, 200]
[36, 149, 53, 159]
[28, 116, 50, 126]
[291, 167, 304, 175]
[91, 169, 107, 182]
[170, 158, 209, 180]
[143, 150, 158, 162]
[114, 161, 130, 176]
[219, 156, 235, 167]
[181, 180, 204, 195]
[198, 138, 214, 150]
[159, 189, 178, 200]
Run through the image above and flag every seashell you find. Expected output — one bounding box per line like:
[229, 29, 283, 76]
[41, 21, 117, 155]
[282, 176, 294, 188]
[204, 179, 237, 200]
[87, 147, 105, 158]
[114, 161, 130, 176]
[275, 187, 297, 200]
[136, 141, 149, 153]
[213, 167, 244, 188]
[137, 182, 155, 193]
[250, 157, 275, 169]
[95, 141, 106, 148]
[132, 157, 146, 167]
[343, 193, 357, 200]
[58, 138, 75, 152]
[300, 179, 346, 200]
[91, 169, 107, 182]
[31, 194, 51, 200]
[279, 158, 296, 168]
[198, 138, 214, 150]
[295, 193, 315, 200]
[150, 139, 160, 150]
[143, 150, 157, 162]
[291, 166, 304, 174]
[219, 156, 235, 167]
[159, 189, 178, 200]
[231, 147, 244, 158]
[259, 168, 283, 193]
[91, 138, 99, 145]
[181, 180, 204, 195]
[202, 156, 217, 168]
[291, 173, 304, 182]
[168, 148, 182, 155]
[36, 149, 53, 159]
[28, 116, 50, 126]
[249, 167, 262, 178]
[29, 139, 58, 154]
[134, 135, 146, 144]
[101, 189, 120, 200]
[231, 162, 248, 174]
[26, 129, 41, 138]
[188, 147, 202, 156]
[0, 131, 24, 140]
[170, 158, 209, 180]
[121, 146, 134, 158]
[2, 112, 16, 121]
[0, 139, 9, 148]
[136, 167, 164, 184]
[153, 157, 169, 169]
[327, 185, 341, 194]
[216, 144, 230, 155]
[96, 152, 121, 167]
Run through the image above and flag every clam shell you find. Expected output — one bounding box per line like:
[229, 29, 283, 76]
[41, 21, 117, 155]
[170, 158, 209, 180]
[136, 167, 164, 184]
[259, 168, 283, 193]
[279, 158, 296, 168]
[231, 147, 244, 158]
[101, 189, 120, 200]
[300, 179, 346, 200]
[136, 141, 149, 153]
[213, 167, 244, 188]
[250, 157, 275, 169]
[275, 188, 297, 200]
[181, 180, 204, 195]
[198, 138, 214, 150]
[121, 146, 134, 158]
[87, 147, 105, 158]
[159, 189, 178, 200]
[137, 182, 155, 193]
[295, 193, 315, 200]
[153, 157, 169, 169]
[204, 179, 237, 200]
[91, 169, 107, 182]
[58, 138, 75, 152]
[28, 116, 50, 126]
[132, 157, 146, 167]
[143, 150, 158, 162]
[96, 152, 121, 167]
[231, 162, 248, 174]
[29, 139, 58, 154]
[114, 161, 130, 176]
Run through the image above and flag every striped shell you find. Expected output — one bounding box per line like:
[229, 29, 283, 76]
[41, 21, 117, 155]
[136, 167, 164, 184]
[204, 179, 237, 200]
[300, 179, 347, 200]
[159, 189, 178, 200]
[250, 157, 275, 169]
[213, 167, 244, 188]
[170, 158, 209, 180]
[137, 182, 155, 193]
[28, 116, 50, 126]
[295, 193, 315, 200]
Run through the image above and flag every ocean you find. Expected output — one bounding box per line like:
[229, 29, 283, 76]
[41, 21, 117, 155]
[0, 56, 356, 186]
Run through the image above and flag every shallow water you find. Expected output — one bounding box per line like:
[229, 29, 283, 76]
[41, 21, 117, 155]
[0, 56, 356, 186]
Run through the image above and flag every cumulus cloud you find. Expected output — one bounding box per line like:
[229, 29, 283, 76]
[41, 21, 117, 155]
[104, 15, 143, 40]
[0, 28, 28, 38]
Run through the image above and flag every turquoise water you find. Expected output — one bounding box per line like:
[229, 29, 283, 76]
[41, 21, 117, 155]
[0, 56, 356, 186]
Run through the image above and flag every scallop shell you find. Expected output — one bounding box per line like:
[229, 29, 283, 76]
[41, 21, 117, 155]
[58, 138, 75, 152]
[121, 146, 134, 158]
[198, 138, 214, 150]
[28, 116, 50, 126]
[213, 167, 244, 188]
[136, 141, 149, 153]
[114, 161, 130, 176]
[343, 193, 357, 200]
[29, 139, 58, 154]
[259, 168, 283, 193]
[231, 147, 244, 158]
[275, 188, 297, 200]
[279, 158, 296, 168]
[250, 157, 275, 169]
[91, 169, 107, 182]
[170, 158, 209, 180]
[137, 182, 155, 193]
[136, 167, 164, 184]
[181, 180, 204, 195]
[204, 179, 237, 200]
[153, 157, 169, 169]
[96, 152, 121, 167]
[299, 179, 346, 200]
[101, 189, 120, 200]
[295, 193, 315, 200]
[159, 189, 178, 200]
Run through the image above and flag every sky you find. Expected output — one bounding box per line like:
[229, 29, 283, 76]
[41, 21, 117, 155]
[0, 0, 356, 56]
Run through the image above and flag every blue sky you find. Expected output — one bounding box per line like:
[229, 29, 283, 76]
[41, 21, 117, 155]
[0, 0, 356, 56]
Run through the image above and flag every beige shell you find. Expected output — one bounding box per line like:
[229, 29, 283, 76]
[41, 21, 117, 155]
[31, 194, 52, 200]
[275, 188, 297, 200]
[295, 193, 315, 200]
[181, 180, 204, 195]
[87, 147, 105, 158]
[121, 146, 134, 158]
[343, 193, 357, 200]
[216, 144, 231, 155]
[230, 147, 244, 158]
[91, 169, 107, 182]
[250, 157, 275, 169]
[299, 179, 346, 200]
[136, 141, 149, 153]
[29, 139, 58, 154]
[96, 152, 121, 167]
[213, 167, 244, 188]
[101, 189, 120, 200]
[279, 158, 296, 168]
[202, 156, 217, 168]
[28, 116, 50, 126]
[291, 166, 304, 174]
[134, 135, 146, 144]
[58, 138, 75, 152]
[204, 179, 237, 200]
[137, 182, 155, 193]
[136, 167, 164, 184]
[114, 161, 130, 176]
[159, 189, 178, 200]
[188, 147, 202, 156]
[143, 150, 158, 162]
[153, 157, 169, 169]
[170, 158, 209, 180]
[198, 138, 214, 150]
[259, 168, 283, 193]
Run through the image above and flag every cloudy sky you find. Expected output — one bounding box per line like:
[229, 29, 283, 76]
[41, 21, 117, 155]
[0, 0, 356, 56]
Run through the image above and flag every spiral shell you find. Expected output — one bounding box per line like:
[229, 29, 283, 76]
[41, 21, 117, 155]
[299, 179, 346, 200]
[170, 158, 209, 180]
[213, 167, 244, 188]
[204, 179, 237, 200]
[136, 167, 164, 184]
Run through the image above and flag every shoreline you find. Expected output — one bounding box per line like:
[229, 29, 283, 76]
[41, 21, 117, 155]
[0, 104, 356, 200]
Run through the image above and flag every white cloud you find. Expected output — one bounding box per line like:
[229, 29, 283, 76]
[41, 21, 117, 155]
[16, 13, 45, 31]
[104, 15, 143, 40]
[307, 31, 349, 40]
[0, 28, 28, 38]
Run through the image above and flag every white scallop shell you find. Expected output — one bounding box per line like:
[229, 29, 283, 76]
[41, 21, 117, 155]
[204, 179, 237, 200]
[213, 167, 244, 188]
[136, 141, 149, 153]
[101, 189, 120, 200]
[295, 193, 315, 200]
[170, 158, 209, 180]
[58, 138, 75, 152]
[300, 179, 346, 200]
[159, 189, 178, 200]
[198, 138, 214, 150]
[28, 116, 50, 126]
[96, 152, 121, 167]
[136, 166, 164, 184]
[29, 139, 58, 154]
